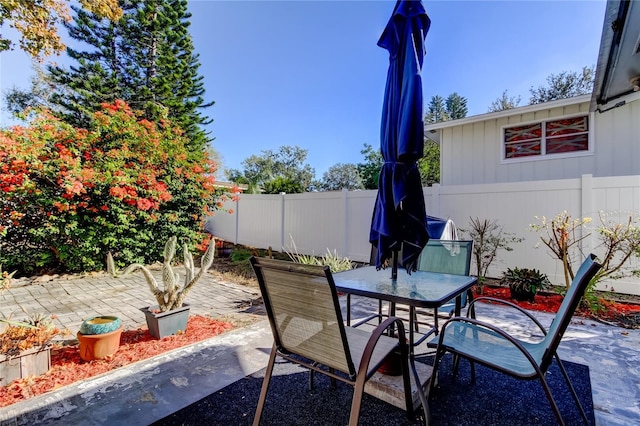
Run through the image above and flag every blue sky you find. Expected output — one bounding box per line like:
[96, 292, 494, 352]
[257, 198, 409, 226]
[0, 0, 607, 178]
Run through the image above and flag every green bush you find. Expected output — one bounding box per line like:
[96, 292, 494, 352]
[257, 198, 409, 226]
[230, 249, 254, 263]
[0, 101, 233, 276]
[500, 267, 550, 301]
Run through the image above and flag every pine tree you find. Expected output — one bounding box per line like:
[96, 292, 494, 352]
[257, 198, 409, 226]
[48, 0, 212, 152]
[424, 95, 449, 124]
[445, 92, 468, 120]
[48, 4, 125, 127]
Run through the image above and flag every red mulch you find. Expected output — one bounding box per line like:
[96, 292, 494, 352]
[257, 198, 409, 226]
[477, 285, 640, 327]
[0, 315, 233, 407]
[477, 286, 564, 313]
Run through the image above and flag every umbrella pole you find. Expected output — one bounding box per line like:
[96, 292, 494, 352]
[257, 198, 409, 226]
[388, 249, 398, 337]
[392, 250, 398, 280]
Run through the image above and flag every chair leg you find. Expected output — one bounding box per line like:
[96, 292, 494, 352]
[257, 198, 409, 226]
[349, 375, 367, 426]
[554, 356, 589, 425]
[309, 369, 315, 390]
[538, 374, 566, 426]
[401, 361, 413, 419]
[253, 343, 277, 426]
[410, 357, 431, 425]
[329, 368, 337, 389]
[452, 354, 460, 378]
[428, 346, 446, 397]
[394, 339, 415, 420]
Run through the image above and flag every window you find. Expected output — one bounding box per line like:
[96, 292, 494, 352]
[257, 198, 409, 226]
[503, 115, 589, 160]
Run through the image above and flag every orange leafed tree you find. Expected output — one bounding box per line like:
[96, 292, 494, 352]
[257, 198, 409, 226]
[0, 0, 122, 61]
[0, 101, 228, 275]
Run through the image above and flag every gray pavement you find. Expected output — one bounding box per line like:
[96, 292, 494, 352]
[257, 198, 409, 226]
[1, 268, 639, 425]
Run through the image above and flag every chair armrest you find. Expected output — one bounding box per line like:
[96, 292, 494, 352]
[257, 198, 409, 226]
[468, 297, 547, 335]
[358, 316, 408, 380]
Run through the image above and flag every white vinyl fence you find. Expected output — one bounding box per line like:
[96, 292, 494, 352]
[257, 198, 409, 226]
[207, 174, 640, 295]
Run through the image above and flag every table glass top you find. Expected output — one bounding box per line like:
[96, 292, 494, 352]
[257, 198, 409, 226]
[333, 266, 477, 308]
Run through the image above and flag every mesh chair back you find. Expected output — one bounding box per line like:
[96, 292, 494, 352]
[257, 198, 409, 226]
[416, 240, 473, 276]
[417, 240, 473, 309]
[540, 254, 600, 370]
[250, 257, 356, 376]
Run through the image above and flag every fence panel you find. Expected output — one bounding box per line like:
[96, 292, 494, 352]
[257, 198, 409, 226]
[436, 179, 583, 283]
[206, 174, 640, 295]
[236, 195, 284, 249]
[344, 190, 378, 262]
[282, 191, 346, 256]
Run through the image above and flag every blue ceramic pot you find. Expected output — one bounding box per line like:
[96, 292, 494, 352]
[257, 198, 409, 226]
[80, 316, 121, 335]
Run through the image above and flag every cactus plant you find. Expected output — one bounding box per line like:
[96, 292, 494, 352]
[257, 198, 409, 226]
[0, 264, 17, 290]
[122, 236, 215, 312]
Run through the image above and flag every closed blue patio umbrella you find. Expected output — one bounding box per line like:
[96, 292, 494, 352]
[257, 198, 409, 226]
[370, 0, 430, 277]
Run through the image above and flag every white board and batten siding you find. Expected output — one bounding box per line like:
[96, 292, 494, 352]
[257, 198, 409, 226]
[437, 95, 640, 186]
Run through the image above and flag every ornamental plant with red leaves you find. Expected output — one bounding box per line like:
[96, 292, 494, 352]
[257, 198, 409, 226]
[0, 101, 238, 276]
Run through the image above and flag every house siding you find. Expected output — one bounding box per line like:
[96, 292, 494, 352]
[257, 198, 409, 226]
[440, 99, 640, 185]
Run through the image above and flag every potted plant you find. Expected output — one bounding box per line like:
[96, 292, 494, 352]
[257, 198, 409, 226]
[215, 239, 233, 258]
[77, 316, 123, 361]
[500, 267, 551, 302]
[119, 236, 215, 338]
[0, 312, 63, 385]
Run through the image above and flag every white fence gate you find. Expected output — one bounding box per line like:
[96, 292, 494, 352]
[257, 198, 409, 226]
[207, 174, 640, 295]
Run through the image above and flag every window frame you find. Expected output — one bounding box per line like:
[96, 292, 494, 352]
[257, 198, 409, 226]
[500, 112, 594, 164]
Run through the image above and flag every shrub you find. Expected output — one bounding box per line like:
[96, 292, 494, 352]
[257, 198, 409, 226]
[530, 211, 591, 288]
[0, 101, 236, 276]
[500, 267, 550, 302]
[530, 211, 640, 312]
[285, 237, 353, 273]
[460, 217, 523, 289]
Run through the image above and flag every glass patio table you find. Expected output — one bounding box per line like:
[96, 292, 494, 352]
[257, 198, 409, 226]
[333, 266, 477, 423]
[334, 266, 477, 348]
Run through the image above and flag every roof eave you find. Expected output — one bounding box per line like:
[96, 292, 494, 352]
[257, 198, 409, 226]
[590, 0, 640, 111]
[424, 94, 591, 133]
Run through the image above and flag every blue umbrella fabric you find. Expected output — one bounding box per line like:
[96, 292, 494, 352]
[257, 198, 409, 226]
[370, 0, 430, 274]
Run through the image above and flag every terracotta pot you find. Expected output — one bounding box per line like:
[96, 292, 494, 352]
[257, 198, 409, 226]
[77, 325, 123, 361]
[377, 350, 403, 376]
